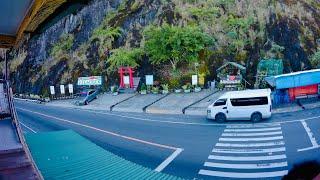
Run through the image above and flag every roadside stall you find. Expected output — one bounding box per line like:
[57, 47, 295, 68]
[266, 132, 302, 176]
[265, 69, 320, 105]
[216, 62, 246, 90]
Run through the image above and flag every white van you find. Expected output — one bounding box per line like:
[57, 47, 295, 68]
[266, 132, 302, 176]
[207, 89, 272, 122]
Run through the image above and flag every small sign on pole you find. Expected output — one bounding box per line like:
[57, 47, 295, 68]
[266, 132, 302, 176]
[68, 84, 74, 94]
[50, 86, 55, 95]
[192, 75, 198, 85]
[60, 85, 65, 95]
[123, 76, 130, 85]
[146, 75, 154, 85]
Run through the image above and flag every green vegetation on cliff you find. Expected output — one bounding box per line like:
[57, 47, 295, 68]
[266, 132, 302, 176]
[8, 0, 320, 94]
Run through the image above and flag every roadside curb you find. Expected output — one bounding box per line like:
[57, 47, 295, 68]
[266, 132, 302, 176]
[14, 97, 44, 104]
[142, 94, 170, 113]
[110, 94, 138, 111]
[182, 90, 219, 114]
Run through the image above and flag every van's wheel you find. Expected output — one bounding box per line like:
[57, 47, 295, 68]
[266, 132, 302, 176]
[84, 100, 89, 105]
[215, 113, 226, 123]
[251, 112, 262, 122]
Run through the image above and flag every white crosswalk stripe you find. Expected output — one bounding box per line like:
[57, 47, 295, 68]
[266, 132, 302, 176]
[198, 124, 288, 179]
[222, 131, 282, 137]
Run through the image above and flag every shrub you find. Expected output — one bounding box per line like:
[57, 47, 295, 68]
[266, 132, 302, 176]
[144, 24, 214, 70]
[169, 78, 180, 89]
[310, 50, 320, 68]
[107, 47, 143, 72]
[140, 83, 147, 91]
[50, 33, 74, 58]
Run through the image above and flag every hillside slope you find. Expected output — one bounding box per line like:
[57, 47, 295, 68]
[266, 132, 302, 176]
[8, 0, 320, 95]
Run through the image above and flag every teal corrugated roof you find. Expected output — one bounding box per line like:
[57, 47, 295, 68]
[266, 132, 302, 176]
[25, 130, 183, 180]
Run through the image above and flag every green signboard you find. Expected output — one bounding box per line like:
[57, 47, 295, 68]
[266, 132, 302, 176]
[77, 76, 102, 86]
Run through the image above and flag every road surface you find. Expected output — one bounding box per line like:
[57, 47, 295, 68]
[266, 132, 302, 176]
[15, 100, 320, 179]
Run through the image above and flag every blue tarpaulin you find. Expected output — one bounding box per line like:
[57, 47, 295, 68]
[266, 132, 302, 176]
[265, 69, 320, 89]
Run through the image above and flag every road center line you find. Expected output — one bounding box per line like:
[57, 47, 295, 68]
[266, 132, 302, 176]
[20, 121, 37, 133]
[17, 107, 183, 172]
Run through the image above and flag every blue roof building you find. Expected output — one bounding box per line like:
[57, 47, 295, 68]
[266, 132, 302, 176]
[265, 69, 320, 89]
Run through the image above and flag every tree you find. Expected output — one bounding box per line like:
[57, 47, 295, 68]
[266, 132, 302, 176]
[310, 50, 320, 68]
[107, 47, 143, 72]
[144, 24, 214, 70]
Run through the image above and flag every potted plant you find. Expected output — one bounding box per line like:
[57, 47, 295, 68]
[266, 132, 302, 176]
[111, 86, 118, 96]
[217, 82, 225, 91]
[194, 86, 202, 92]
[140, 83, 147, 95]
[161, 84, 169, 94]
[182, 83, 191, 93]
[151, 86, 159, 94]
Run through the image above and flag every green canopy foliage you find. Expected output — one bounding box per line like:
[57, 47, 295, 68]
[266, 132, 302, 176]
[107, 47, 143, 72]
[144, 24, 214, 70]
[310, 50, 320, 68]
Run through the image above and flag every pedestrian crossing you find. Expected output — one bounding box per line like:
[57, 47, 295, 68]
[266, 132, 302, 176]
[198, 123, 288, 179]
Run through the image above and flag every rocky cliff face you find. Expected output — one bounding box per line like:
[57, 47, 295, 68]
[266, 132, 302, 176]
[8, 0, 320, 95]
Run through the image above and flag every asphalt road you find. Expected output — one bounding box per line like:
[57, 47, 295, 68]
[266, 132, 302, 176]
[15, 100, 320, 179]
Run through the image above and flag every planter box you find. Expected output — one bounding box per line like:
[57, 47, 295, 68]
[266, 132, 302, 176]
[152, 91, 159, 94]
[184, 89, 191, 93]
[175, 89, 182, 93]
[162, 90, 169, 94]
[194, 87, 201, 92]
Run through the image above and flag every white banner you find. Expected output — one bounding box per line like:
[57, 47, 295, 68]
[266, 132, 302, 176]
[60, 85, 65, 94]
[124, 76, 130, 85]
[192, 75, 198, 85]
[50, 86, 55, 95]
[146, 75, 154, 85]
[77, 76, 102, 86]
[68, 84, 74, 94]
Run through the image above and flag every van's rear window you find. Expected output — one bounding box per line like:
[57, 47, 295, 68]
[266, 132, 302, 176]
[230, 97, 268, 106]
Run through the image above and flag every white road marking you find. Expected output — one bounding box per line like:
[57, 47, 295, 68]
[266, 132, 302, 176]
[50, 105, 320, 126]
[219, 136, 283, 142]
[208, 154, 287, 161]
[212, 147, 286, 154]
[17, 107, 183, 172]
[298, 120, 319, 152]
[20, 121, 37, 133]
[204, 161, 288, 169]
[155, 148, 183, 172]
[225, 127, 281, 132]
[226, 124, 280, 128]
[216, 141, 285, 147]
[222, 131, 282, 137]
[198, 169, 288, 178]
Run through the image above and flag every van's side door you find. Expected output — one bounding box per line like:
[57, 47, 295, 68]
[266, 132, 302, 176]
[227, 98, 248, 120]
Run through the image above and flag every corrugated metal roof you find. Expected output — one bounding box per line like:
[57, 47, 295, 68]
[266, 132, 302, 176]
[265, 69, 320, 89]
[25, 130, 183, 180]
[216, 62, 246, 72]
